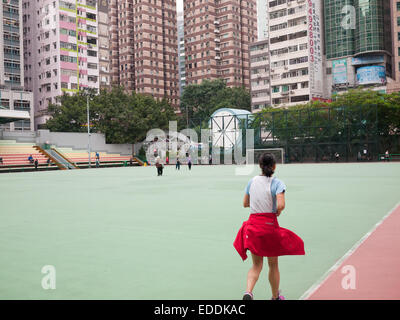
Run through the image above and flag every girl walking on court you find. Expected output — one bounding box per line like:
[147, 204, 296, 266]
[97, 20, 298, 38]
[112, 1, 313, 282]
[234, 153, 305, 300]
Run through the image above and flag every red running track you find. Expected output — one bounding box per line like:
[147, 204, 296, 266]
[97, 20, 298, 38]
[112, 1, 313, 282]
[305, 204, 400, 300]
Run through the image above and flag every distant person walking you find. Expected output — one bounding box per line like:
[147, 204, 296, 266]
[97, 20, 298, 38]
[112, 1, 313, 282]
[334, 152, 340, 163]
[187, 155, 192, 170]
[176, 158, 181, 170]
[0, 156, 3, 165]
[34, 159, 39, 171]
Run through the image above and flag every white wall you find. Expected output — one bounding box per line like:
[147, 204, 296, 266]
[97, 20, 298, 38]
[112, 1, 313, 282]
[0, 129, 134, 155]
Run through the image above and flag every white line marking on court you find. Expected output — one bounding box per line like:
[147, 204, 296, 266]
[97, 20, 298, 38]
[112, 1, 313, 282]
[299, 201, 400, 300]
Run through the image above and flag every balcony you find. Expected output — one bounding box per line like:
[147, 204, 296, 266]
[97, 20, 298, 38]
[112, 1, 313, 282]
[3, 25, 20, 34]
[3, 53, 20, 60]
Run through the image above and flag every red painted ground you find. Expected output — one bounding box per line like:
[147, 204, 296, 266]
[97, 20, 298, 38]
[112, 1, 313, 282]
[308, 204, 400, 300]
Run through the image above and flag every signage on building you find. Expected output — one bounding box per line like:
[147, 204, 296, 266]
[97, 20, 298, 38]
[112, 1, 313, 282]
[351, 55, 384, 66]
[332, 59, 348, 84]
[312, 97, 332, 103]
[307, 0, 324, 98]
[356, 66, 386, 85]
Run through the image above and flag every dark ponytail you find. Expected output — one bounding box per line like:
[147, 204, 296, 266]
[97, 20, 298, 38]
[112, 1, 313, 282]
[259, 153, 276, 177]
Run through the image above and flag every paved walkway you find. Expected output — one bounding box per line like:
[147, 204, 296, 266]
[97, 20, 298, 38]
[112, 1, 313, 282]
[306, 204, 400, 300]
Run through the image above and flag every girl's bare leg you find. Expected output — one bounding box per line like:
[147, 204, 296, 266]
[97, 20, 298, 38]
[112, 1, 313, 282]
[246, 253, 263, 293]
[267, 257, 280, 299]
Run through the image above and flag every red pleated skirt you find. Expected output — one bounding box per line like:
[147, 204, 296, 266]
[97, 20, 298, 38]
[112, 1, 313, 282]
[233, 213, 305, 261]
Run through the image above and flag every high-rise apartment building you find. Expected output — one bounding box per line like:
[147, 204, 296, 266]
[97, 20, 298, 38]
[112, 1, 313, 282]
[388, 0, 400, 93]
[109, 0, 179, 106]
[257, 0, 269, 40]
[250, 0, 327, 109]
[23, 0, 100, 128]
[178, 11, 186, 97]
[98, 0, 111, 90]
[250, 40, 270, 112]
[183, 0, 257, 89]
[324, 0, 393, 95]
[0, 0, 33, 131]
[109, 0, 120, 86]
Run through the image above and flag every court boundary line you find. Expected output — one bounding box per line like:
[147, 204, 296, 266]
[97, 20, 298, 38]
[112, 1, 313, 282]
[299, 201, 400, 300]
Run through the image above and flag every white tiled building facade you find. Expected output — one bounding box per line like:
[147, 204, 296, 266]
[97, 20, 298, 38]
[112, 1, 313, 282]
[250, 0, 328, 109]
[250, 39, 270, 112]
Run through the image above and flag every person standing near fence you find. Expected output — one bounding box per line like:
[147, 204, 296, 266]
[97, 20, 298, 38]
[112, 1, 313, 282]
[187, 155, 192, 171]
[155, 157, 164, 176]
[385, 150, 390, 162]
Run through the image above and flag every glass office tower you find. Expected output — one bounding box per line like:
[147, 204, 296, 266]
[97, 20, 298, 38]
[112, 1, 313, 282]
[324, 0, 355, 59]
[324, 0, 391, 59]
[355, 0, 386, 53]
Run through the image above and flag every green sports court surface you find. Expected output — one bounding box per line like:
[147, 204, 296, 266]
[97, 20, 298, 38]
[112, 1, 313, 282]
[0, 163, 400, 299]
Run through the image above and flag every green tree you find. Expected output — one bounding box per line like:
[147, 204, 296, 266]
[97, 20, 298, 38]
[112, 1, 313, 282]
[45, 86, 177, 144]
[180, 79, 251, 126]
[254, 88, 400, 153]
[46, 91, 95, 133]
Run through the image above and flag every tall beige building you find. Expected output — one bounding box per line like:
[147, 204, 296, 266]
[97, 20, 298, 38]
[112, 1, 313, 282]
[109, 0, 179, 106]
[183, 0, 257, 89]
[98, 0, 111, 90]
[388, 0, 400, 93]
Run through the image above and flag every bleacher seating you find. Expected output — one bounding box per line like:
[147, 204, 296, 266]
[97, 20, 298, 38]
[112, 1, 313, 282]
[0, 140, 140, 172]
[55, 147, 137, 167]
[0, 140, 56, 171]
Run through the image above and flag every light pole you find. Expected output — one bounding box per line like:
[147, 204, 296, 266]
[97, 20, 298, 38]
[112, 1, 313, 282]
[87, 95, 91, 168]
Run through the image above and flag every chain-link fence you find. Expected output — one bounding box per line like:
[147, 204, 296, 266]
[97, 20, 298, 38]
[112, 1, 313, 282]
[183, 104, 400, 163]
